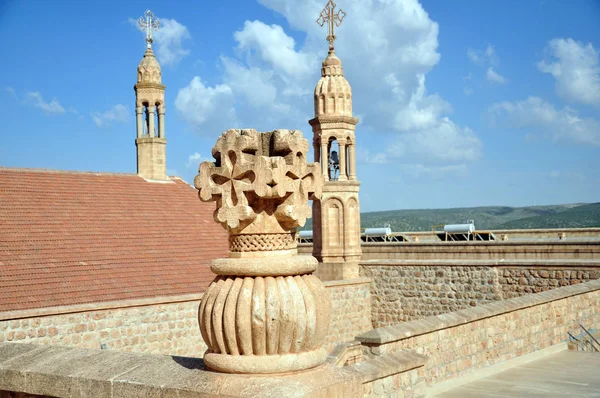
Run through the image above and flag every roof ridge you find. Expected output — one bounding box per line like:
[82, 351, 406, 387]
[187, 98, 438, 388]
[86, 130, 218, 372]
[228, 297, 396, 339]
[0, 166, 139, 177]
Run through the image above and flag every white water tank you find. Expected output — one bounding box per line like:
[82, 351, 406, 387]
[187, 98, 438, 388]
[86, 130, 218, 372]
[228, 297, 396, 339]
[299, 230, 313, 239]
[443, 222, 475, 234]
[364, 227, 392, 237]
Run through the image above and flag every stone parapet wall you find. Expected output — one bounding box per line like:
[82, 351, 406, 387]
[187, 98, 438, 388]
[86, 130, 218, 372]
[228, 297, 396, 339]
[362, 260, 600, 328]
[0, 280, 372, 357]
[323, 278, 372, 351]
[0, 343, 362, 398]
[0, 295, 206, 357]
[300, 239, 600, 261]
[360, 241, 599, 261]
[357, 279, 600, 394]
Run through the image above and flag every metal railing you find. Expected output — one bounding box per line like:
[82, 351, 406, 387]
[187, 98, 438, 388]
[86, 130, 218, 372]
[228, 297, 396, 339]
[568, 324, 600, 352]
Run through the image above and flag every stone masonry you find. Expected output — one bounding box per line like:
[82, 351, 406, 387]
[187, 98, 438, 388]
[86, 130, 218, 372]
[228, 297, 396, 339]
[362, 265, 503, 328]
[362, 262, 600, 328]
[323, 278, 372, 352]
[357, 279, 600, 396]
[500, 267, 600, 298]
[0, 300, 206, 357]
[0, 278, 370, 359]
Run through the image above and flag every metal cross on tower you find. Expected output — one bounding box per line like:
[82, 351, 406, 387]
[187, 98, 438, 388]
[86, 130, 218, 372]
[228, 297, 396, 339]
[316, 0, 346, 50]
[137, 10, 160, 48]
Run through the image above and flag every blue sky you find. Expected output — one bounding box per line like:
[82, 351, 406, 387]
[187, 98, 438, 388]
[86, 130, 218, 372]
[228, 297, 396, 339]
[1, 0, 599, 211]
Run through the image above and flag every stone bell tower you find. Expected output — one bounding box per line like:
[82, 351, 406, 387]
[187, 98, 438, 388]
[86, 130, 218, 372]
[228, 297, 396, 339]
[134, 10, 166, 181]
[310, 1, 361, 281]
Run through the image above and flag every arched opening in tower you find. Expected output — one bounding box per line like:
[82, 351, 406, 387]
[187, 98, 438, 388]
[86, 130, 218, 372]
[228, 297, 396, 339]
[154, 102, 161, 137]
[328, 137, 340, 181]
[142, 102, 150, 136]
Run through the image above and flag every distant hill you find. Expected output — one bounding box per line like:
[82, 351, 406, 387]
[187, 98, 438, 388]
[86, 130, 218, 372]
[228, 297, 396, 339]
[496, 203, 600, 230]
[302, 203, 600, 232]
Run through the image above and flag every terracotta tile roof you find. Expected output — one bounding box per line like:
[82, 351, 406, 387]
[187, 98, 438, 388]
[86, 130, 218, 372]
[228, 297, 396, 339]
[0, 167, 228, 312]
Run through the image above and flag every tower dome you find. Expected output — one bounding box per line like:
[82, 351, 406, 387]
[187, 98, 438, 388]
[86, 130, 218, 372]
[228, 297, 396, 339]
[137, 47, 162, 84]
[314, 49, 352, 117]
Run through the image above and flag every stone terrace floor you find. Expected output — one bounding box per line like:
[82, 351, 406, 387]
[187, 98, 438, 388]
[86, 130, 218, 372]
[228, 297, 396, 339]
[436, 350, 600, 397]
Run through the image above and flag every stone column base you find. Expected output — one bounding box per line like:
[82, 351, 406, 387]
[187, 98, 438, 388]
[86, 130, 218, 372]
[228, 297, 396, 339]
[204, 347, 328, 374]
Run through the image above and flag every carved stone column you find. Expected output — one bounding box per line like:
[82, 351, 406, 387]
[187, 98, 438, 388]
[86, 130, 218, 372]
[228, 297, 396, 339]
[320, 139, 328, 180]
[147, 105, 156, 137]
[195, 129, 330, 374]
[158, 106, 166, 139]
[349, 142, 357, 180]
[338, 138, 347, 181]
[136, 106, 143, 138]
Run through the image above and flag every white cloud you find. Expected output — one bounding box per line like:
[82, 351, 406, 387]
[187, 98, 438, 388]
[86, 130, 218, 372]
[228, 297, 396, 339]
[538, 38, 600, 106]
[234, 20, 315, 79]
[153, 18, 191, 66]
[238, 1, 477, 172]
[486, 67, 507, 84]
[467, 48, 482, 64]
[357, 148, 388, 164]
[5, 87, 15, 96]
[392, 74, 453, 131]
[467, 44, 506, 88]
[174, 77, 237, 135]
[221, 57, 277, 107]
[173, 0, 480, 175]
[488, 96, 600, 146]
[24, 91, 65, 114]
[383, 74, 481, 165]
[386, 119, 481, 165]
[187, 152, 206, 168]
[467, 44, 498, 65]
[91, 104, 129, 127]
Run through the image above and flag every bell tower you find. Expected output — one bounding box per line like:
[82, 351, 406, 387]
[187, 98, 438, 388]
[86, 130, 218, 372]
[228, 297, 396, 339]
[134, 10, 167, 180]
[310, 0, 361, 281]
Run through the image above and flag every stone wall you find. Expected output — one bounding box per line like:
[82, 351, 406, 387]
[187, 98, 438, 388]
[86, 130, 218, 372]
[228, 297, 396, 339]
[323, 278, 372, 351]
[357, 279, 600, 395]
[500, 267, 600, 298]
[362, 264, 502, 328]
[0, 280, 373, 357]
[0, 295, 206, 357]
[362, 260, 600, 328]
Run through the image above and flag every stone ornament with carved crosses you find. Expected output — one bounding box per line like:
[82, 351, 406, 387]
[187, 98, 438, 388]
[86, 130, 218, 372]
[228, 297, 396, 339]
[195, 129, 322, 238]
[194, 128, 331, 374]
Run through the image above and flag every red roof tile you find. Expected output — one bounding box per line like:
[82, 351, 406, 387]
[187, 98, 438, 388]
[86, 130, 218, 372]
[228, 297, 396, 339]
[0, 168, 229, 312]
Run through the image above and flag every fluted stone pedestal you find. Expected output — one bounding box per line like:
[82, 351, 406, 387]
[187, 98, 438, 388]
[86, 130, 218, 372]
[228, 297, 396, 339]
[200, 254, 331, 374]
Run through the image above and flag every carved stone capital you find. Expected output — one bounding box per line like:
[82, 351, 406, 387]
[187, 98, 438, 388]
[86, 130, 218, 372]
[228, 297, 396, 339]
[195, 129, 323, 243]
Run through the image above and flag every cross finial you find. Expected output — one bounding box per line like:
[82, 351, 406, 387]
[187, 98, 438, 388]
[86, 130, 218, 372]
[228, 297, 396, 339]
[316, 0, 346, 51]
[137, 10, 160, 49]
